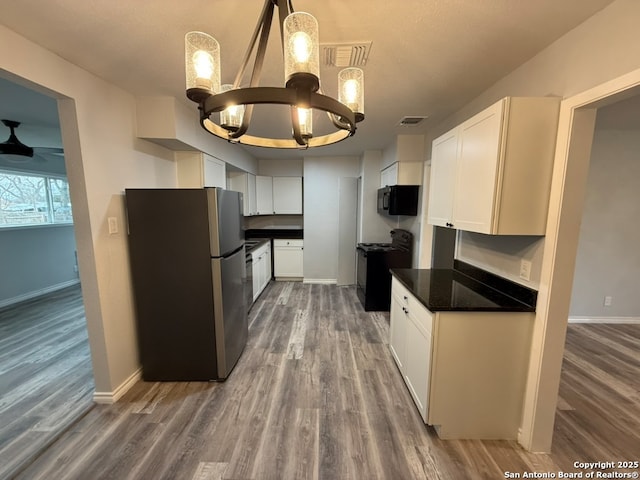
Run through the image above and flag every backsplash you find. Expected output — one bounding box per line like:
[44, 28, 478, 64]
[455, 231, 545, 290]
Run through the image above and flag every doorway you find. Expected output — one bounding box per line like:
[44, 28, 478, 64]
[0, 77, 94, 478]
[519, 68, 640, 452]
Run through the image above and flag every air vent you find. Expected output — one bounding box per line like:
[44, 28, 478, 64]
[321, 42, 372, 67]
[397, 116, 428, 127]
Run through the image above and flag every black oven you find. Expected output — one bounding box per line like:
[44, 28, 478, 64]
[356, 229, 413, 311]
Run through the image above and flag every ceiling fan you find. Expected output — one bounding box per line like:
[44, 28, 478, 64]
[0, 119, 64, 162]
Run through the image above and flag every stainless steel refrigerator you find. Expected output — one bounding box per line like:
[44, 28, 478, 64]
[125, 187, 248, 381]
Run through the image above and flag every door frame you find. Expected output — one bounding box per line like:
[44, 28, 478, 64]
[519, 67, 640, 452]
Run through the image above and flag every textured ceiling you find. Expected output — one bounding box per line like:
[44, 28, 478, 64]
[0, 0, 618, 159]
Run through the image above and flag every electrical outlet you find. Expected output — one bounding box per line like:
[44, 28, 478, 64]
[604, 295, 613, 307]
[519, 259, 532, 281]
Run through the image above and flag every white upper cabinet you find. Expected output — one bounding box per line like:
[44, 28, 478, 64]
[380, 134, 425, 187]
[380, 162, 423, 187]
[427, 129, 459, 228]
[380, 162, 398, 187]
[272, 177, 303, 214]
[228, 172, 257, 216]
[427, 97, 560, 235]
[176, 152, 226, 189]
[229, 174, 302, 216]
[255, 176, 274, 215]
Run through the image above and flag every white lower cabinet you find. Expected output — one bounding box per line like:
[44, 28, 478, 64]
[389, 276, 534, 439]
[390, 278, 433, 422]
[403, 314, 432, 420]
[273, 239, 303, 279]
[251, 242, 272, 301]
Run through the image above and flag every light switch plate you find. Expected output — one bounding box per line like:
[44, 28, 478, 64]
[108, 217, 118, 235]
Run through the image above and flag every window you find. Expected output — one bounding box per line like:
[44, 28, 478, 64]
[0, 170, 73, 227]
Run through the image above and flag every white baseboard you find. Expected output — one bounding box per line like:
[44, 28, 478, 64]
[568, 316, 640, 324]
[302, 278, 337, 284]
[93, 367, 142, 404]
[0, 279, 81, 309]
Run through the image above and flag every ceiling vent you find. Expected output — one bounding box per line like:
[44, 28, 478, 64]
[321, 42, 372, 67]
[397, 116, 429, 127]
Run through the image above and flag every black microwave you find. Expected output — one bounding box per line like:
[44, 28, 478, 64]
[377, 185, 420, 216]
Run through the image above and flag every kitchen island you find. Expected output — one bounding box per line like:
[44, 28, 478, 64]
[389, 264, 536, 440]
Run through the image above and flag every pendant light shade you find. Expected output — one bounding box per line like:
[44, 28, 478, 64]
[296, 107, 312, 138]
[219, 84, 245, 132]
[284, 12, 320, 91]
[338, 68, 365, 122]
[185, 32, 221, 101]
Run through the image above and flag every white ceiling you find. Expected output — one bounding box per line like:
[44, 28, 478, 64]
[0, 0, 618, 160]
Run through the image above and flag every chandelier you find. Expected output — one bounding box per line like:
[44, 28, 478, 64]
[185, 0, 365, 149]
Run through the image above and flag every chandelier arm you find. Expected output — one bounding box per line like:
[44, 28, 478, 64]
[233, 0, 274, 89]
[331, 114, 351, 131]
[277, 0, 291, 54]
[230, 0, 277, 138]
[249, 1, 274, 89]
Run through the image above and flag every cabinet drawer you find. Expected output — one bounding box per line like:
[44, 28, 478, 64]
[391, 277, 432, 334]
[273, 239, 303, 248]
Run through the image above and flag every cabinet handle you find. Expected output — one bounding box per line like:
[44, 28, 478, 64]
[403, 295, 408, 300]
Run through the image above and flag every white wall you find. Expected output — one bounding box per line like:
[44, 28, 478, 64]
[1, 25, 177, 398]
[0, 225, 78, 307]
[303, 156, 360, 281]
[257, 158, 303, 176]
[569, 104, 640, 318]
[358, 150, 390, 243]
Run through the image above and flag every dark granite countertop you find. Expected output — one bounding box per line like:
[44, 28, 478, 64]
[390, 266, 536, 312]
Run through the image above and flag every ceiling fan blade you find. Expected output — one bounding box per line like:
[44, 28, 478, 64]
[33, 146, 64, 155]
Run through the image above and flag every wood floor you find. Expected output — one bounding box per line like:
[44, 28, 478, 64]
[0, 284, 94, 480]
[12, 282, 640, 480]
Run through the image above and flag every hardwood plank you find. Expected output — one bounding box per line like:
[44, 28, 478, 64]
[13, 285, 640, 480]
[0, 285, 93, 480]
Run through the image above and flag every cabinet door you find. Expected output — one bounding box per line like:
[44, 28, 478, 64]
[380, 163, 398, 187]
[427, 129, 458, 228]
[247, 174, 257, 216]
[227, 173, 255, 216]
[252, 254, 262, 301]
[273, 177, 303, 214]
[273, 240, 303, 277]
[452, 101, 503, 234]
[404, 315, 432, 422]
[264, 244, 272, 282]
[256, 176, 274, 215]
[203, 154, 226, 189]
[389, 295, 407, 370]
